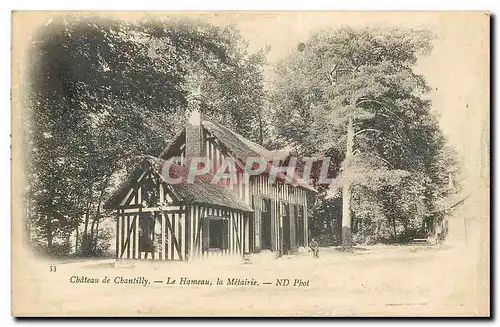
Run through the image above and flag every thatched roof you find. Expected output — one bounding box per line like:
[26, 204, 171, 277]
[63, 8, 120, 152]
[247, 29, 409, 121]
[103, 157, 149, 210]
[104, 156, 253, 212]
[202, 120, 289, 162]
[158, 129, 185, 160]
[158, 119, 316, 192]
[203, 121, 316, 192]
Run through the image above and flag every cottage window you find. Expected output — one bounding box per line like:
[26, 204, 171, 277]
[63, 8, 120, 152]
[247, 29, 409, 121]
[261, 198, 269, 212]
[208, 217, 228, 250]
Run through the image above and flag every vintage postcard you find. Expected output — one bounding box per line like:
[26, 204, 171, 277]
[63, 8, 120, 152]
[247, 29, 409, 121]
[11, 11, 490, 317]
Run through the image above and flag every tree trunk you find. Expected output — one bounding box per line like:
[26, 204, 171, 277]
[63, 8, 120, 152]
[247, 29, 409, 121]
[75, 224, 79, 254]
[90, 217, 98, 255]
[89, 179, 109, 255]
[94, 218, 100, 254]
[82, 200, 92, 256]
[331, 220, 336, 245]
[83, 200, 91, 235]
[392, 217, 397, 241]
[82, 182, 94, 236]
[342, 116, 354, 249]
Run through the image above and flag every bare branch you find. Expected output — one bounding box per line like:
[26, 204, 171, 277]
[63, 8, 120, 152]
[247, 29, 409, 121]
[356, 98, 408, 124]
[329, 63, 338, 76]
[326, 63, 338, 85]
[354, 128, 382, 137]
[356, 98, 385, 107]
[373, 153, 395, 169]
[350, 149, 394, 169]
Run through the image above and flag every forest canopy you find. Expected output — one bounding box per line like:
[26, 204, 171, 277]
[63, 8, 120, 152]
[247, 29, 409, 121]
[24, 16, 268, 256]
[270, 26, 459, 245]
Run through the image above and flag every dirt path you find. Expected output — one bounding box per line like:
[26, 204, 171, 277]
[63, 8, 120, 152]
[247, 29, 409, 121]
[13, 243, 488, 316]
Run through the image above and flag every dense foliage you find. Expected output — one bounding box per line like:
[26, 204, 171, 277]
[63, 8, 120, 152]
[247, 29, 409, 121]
[24, 16, 267, 256]
[23, 19, 459, 255]
[270, 26, 459, 244]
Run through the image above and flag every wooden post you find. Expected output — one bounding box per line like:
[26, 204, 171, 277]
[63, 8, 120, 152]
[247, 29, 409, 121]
[244, 214, 250, 253]
[130, 215, 135, 260]
[117, 214, 122, 259]
[304, 198, 308, 248]
[240, 214, 244, 256]
[126, 215, 131, 259]
[242, 214, 246, 254]
[202, 215, 209, 255]
[178, 212, 183, 260]
[161, 212, 166, 260]
[120, 214, 125, 258]
[159, 183, 164, 204]
[135, 214, 139, 259]
[171, 213, 176, 260]
[185, 206, 190, 261]
[165, 212, 170, 260]
[228, 214, 233, 256]
[191, 206, 196, 260]
[279, 204, 283, 258]
[276, 187, 280, 252]
[270, 197, 276, 251]
[258, 198, 263, 251]
[135, 187, 141, 259]
[116, 211, 120, 259]
[289, 203, 297, 254]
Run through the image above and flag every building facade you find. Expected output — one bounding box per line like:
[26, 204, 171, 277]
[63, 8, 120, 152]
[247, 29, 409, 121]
[104, 110, 316, 261]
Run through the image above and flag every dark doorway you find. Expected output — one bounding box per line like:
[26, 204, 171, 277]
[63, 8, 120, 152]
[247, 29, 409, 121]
[261, 198, 272, 250]
[295, 205, 304, 247]
[282, 203, 291, 254]
[139, 213, 155, 253]
[249, 214, 254, 252]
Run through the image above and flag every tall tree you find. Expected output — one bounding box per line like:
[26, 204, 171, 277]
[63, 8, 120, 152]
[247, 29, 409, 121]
[24, 15, 267, 256]
[271, 26, 457, 247]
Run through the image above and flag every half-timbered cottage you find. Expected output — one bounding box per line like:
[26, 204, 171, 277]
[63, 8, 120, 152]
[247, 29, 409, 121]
[104, 109, 317, 261]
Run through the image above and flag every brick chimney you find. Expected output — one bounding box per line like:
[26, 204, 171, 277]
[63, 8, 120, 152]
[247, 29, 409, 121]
[185, 107, 202, 160]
